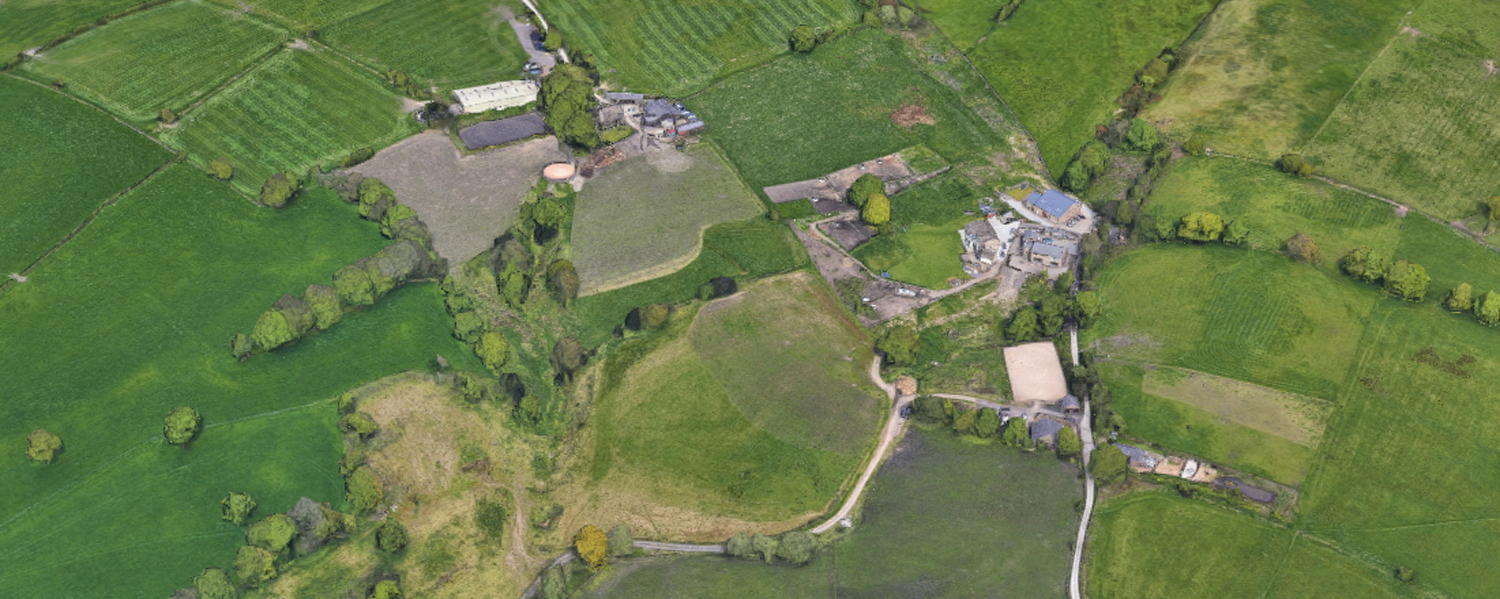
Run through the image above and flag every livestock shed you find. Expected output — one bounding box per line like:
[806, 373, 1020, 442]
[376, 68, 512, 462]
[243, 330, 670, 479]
[458, 114, 548, 150]
[452, 80, 540, 114]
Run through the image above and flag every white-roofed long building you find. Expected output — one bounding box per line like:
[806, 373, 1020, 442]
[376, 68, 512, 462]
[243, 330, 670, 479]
[451, 80, 540, 114]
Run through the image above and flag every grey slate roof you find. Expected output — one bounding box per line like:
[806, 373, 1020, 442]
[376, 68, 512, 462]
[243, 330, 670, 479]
[1029, 418, 1066, 440]
[458, 113, 547, 150]
[676, 120, 705, 134]
[1031, 242, 1068, 260]
[1027, 189, 1079, 219]
[606, 92, 644, 102]
[1061, 394, 1080, 411]
[643, 98, 683, 125]
[1114, 443, 1157, 468]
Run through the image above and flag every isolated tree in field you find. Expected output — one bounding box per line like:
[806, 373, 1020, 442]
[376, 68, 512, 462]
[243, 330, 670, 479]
[1177, 211, 1225, 242]
[1007, 305, 1039, 342]
[193, 568, 236, 599]
[608, 524, 634, 557]
[376, 519, 408, 553]
[25, 429, 62, 463]
[247, 513, 297, 555]
[233, 545, 277, 587]
[1184, 136, 1207, 156]
[1339, 246, 1387, 283]
[158, 108, 177, 124]
[163, 406, 202, 445]
[1444, 283, 1474, 313]
[776, 531, 817, 565]
[574, 525, 609, 568]
[1075, 291, 1102, 328]
[726, 532, 754, 559]
[1091, 445, 1129, 485]
[641, 303, 670, 329]
[1395, 566, 1416, 583]
[751, 533, 778, 563]
[206, 158, 233, 181]
[1057, 426, 1081, 458]
[877, 325, 919, 365]
[552, 336, 587, 381]
[222, 492, 257, 526]
[475, 330, 510, 372]
[1277, 154, 1314, 178]
[1122, 118, 1161, 152]
[1001, 417, 1029, 447]
[547, 259, 579, 307]
[789, 25, 816, 53]
[232, 333, 253, 360]
[1222, 220, 1249, 245]
[259, 172, 300, 208]
[849, 173, 883, 207]
[975, 408, 1001, 437]
[1383, 260, 1430, 301]
[1475, 291, 1500, 327]
[862, 192, 891, 227]
[1285, 232, 1320, 263]
[346, 466, 384, 514]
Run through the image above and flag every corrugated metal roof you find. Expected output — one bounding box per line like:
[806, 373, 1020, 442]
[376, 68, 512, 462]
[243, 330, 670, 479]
[1027, 189, 1079, 219]
[452, 80, 539, 114]
[606, 92, 644, 101]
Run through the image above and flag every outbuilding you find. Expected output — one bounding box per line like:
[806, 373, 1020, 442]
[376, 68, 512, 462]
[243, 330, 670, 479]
[451, 80, 540, 114]
[1024, 189, 1082, 223]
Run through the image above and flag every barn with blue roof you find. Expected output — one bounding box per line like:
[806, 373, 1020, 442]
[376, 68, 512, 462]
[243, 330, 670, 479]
[1024, 189, 1082, 223]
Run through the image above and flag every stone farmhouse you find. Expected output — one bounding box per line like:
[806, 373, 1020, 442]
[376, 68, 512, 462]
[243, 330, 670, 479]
[451, 80, 540, 114]
[1024, 188, 1083, 224]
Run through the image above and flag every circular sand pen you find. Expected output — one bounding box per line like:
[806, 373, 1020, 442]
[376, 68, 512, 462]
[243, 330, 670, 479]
[542, 162, 576, 182]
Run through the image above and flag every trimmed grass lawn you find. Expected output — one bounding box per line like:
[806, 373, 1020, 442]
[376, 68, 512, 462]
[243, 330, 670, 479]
[967, 0, 1215, 173]
[1088, 493, 1408, 599]
[1303, 0, 1500, 221]
[693, 28, 1009, 189]
[851, 173, 979, 289]
[572, 143, 764, 295]
[541, 0, 860, 97]
[587, 427, 1081, 598]
[0, 76, 171, 275]
[22, 1, 288, 122]
[162, 47, 416, 196]
[320, 0, 530, 90]
[0, 0, 141, 58]
[0, 165, 479, 598]
[1144, 0, 1416, 159]
[588, 273, 882, 520]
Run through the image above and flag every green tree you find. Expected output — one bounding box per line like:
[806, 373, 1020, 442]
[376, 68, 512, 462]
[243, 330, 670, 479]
[334, 262, 377, 305]
[515, 395, 544, 427]
[25, 429, 62, 463]
[1000, 417, 1029, 447]
[1039, 294, 1066, 338]
[1184, 136, 1206, 156]
[246, 513, 297, 555]
[1475, 290, 1500, 326]
[1339, 246, 1386, 283]
[789, 25, 816, 53]
[206, 158, 233, 181]
[574, 525, 609, 569]
[370, 580, 402, 599]
[338, 411, 380, 439]
[233, 545, 277, 587]
[776, 531, 817, 565]
[163, 406, 202, 445]
[1138, 58, 1169, 88]
[726, 532, 754, 559]
[305, 284, 343, 330]
[862, 192, 891, 226]
[538, 64, 600, 149]
[877, 325, 919, 365]
[953, 407, 977, 434]
[475, 331, 510, 372]
[1091, 445, 1129, 485]
[1277, 154, 1314, 178]
[607, 524, 634, 557]
[975, 408, 1000, 437]
[1177, 212, 1225, 242]
[552, 336, 587, 381]
[1075, 291, 1102, 328]
[641, 303, 670, 329]
[1057, 426, 1081, 458]
[751, 533, 778, 563]
[547, 259, 579, 307]
[1122, 118, 1160, 152]
[1444, 283, 1474, 313]
[1395, 566, 1416, 583]
[849, 173, 883, 207]
[1061, 141, 1111, 192]
[193, 567, 236, 599]
[1007, 306, 1039, 342]
[543, 28, 561, 51]
[1222, 220, 1249, 245]
[1286, 232, 1320, 263]
[346, 466, 384, 514]
[222, 492, 257, 526]
[376, 519, 408, 553]
[1383, 260, 1430, 302]
[232, 333, 253, 360]
[453, 311, 485, 342]
[259, 172, 300, 207]
[358, 178, 397, 220]
[252, 308, 296, 351]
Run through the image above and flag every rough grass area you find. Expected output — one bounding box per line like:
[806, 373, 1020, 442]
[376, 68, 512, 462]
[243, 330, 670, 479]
[573, 218, 807, 346]
[1088, 493, 1408, 599]
[0, 0, 140, 58]
[1144, 0, 1416, 158]
[161, 47, 416, 196]
[319, 0, 530, 91]
[851, 172, 979, 289]
[0, 166, 480, 598]
[967, 0, 1215, 173]
[22, 1, 287, 122]
[542, 0, 860, 97]
[1141, 366, 1329, 447]
[587, 273, 882, 521]
[585, 427, 1081, 598]
[693, 28, 1009, 189]
[1303, 0, 1500, 221]
[572, 143, 764, 295]
[1147, 157, 1405, 261]
[0, 76, 170, 275]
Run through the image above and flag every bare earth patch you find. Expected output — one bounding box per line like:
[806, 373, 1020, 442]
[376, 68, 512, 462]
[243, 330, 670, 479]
[1003, 342, 1068, 403]
[891, 103, 937, 128]
[1141, 366, 1330, 446]
[349, 131, 567, 268]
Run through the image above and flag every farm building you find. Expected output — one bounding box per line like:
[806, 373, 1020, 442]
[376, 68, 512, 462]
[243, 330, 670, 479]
[457, 113, 548, 150]
[451, 80, 540, 114]
[1114, 444, 1161, 470]
[1024, 189, 1082, 224]
[605, 91, 645, 104]
[960, 220, 1002, 265]
[1060, 394, 1080, 413]
[1026, 240, 1070, 267]
[1029, 416, 1068, 444]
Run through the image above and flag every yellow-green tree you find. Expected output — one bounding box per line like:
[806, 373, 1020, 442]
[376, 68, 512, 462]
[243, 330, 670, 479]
[475, 331, 510, 372]
[862, 192, 890, 226]
[574, 525, 609, 569]
[1444, 283, 1474, 313]
[163, 406, 202, 445]
[25, 429, 62, 463]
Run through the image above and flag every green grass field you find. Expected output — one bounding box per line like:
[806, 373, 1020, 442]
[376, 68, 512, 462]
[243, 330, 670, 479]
[693, 28, 1008, 189]
[0, 76, 171, 275]
[587, 427, 1081, 598]
[906, 0, 1009, 50]
[1302, 0, 1500, 221]
[0, 0, 141, 58]
[319, 0, 530, 90]
[852, 172, 979, 289]
[1088, 493, 1408, 599]
[571, 143, 764, 295]
[967, 0, 1215, 173]
[589, 273, 881, 520]
[1144, 0, 1416, 158]
[161, 47, 415, 196]
[22, 1, 287, 122]
[540, 0, 859, 97]
[209, 0, 390, 30]
[0, 165, 479, 598]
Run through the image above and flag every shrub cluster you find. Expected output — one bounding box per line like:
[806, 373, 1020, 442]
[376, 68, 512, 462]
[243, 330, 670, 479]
[1339, 246, 1430, 302]
[724, 530, 820, 566]
[200, 490, 354, 591]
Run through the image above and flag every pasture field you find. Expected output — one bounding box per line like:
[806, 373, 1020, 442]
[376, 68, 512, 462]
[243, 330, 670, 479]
[1141, 366, 1329, 447]
[209, 0, 389, 30]
[572, 143, 764, 295]
[587, 273, 882, 521]
[586, 428, 1081, 598]
[540, 0, 860, 97]
[1147, 157, 1404, 261]
[1098, 363, 1317, 485]
[1144, 0, 1415, 159]
[573, 218, 807, 346]
[0, 76, 170, 275]
[852, 172, 979, 289]
[0, 0, 140, 58]
[1088, 493, 1408, 599]
[0, 165, 479, 598]
[693, 29, 1009, 189]
[1303, 1, 1500, 222]
[22, 1, 287, 122]
[967, 0, 1215, 173]
[905, 0, 1009, 50]
[161, 47, 415, 196]
[320, 0, 530, 90]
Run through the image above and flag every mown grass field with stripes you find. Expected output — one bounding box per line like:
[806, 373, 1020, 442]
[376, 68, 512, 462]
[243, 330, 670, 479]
[0, 76, 171, 275]
[22, 1, 288, 122]
[540, 0, 860, 96]
[161, 47, 415, 196]
[0, 0, 140, 58]
[209, 0, 389, 30]
[319, 0, 530, 90]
